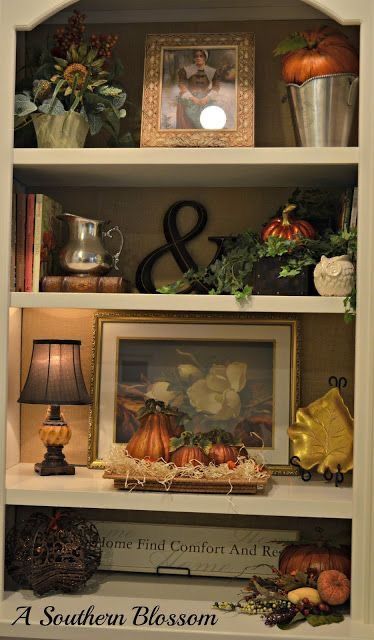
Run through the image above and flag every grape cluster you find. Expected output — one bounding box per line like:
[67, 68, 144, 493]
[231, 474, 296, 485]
[52, 10, 86, 57]
[264, 605, 299, 627]
[89, 33, 119, 58]
[299, 598, 330, 617]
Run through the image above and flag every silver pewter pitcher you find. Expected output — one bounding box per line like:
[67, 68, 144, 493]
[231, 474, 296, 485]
[286, 73, 359, 147]
[57, 213, 124, 276]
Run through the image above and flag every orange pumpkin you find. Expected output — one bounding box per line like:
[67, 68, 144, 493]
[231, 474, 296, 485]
[170, 430, 210, 467]
[210, 444, 248, 465]
[279, 544, 351, 578]
[126, 399, 171, 462]
[317, 570, 350, 605]
[261, 204, 316, 242]
[207, 428, 248, 465]
[276, 27, 359, 85]
[171, 445, 209, 467]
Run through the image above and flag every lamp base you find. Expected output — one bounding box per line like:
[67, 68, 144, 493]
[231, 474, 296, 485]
[35, 445, 75, 476]
[36, 406, 75, 475]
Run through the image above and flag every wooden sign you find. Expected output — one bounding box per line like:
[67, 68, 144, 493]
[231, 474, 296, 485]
[94, 522, 299, 578]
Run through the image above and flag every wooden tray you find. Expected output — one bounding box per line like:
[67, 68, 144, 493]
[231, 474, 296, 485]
[103, 471, 270, 494]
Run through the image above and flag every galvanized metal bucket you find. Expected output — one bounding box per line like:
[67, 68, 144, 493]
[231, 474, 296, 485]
[286, 73, 359, 147]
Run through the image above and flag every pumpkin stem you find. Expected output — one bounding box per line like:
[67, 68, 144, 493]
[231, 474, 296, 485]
[137, 398, 167, 419]
[282, 203, 297, 225]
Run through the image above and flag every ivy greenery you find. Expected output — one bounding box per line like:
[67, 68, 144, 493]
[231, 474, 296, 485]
[158, 228, 357, 323]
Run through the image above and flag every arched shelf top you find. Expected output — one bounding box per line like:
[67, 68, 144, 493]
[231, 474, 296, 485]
[2, 0, 78, 30]
[302, 0, 367, 23]
[2, 0, 369, 30]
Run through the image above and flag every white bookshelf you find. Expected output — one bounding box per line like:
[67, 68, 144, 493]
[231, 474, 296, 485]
[10, 293, 347, 313]
[1, 1, 374, 638]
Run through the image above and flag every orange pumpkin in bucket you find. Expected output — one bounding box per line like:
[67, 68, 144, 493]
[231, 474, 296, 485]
[274, 26, 359, 85]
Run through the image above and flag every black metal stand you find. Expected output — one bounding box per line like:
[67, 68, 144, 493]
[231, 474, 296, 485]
[290, 456, 312, 481]
[290, 456, 344, 487]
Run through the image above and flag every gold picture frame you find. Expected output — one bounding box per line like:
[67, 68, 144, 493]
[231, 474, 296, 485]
[140, 32, 255, 147]
[88, 312, 299, 475]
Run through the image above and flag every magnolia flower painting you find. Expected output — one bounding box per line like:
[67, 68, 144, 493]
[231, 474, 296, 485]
[115, 339, 274, 449]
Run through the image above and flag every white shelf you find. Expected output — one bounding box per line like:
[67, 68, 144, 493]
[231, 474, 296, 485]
[1, 573, 369, 639]
[13, 148, 358, 188]
[10, 293, 346, 313]
[6, 464, 352, 519]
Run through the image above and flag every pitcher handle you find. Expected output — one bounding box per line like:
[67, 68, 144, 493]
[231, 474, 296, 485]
[103, 226, 124, 271]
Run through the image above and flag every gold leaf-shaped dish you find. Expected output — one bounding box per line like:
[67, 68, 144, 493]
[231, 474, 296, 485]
[288, 388, 353, 474]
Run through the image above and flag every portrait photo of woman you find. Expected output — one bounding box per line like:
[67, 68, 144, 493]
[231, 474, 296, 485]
[141, 33, 254, 147]
[160, 46, 237, 130]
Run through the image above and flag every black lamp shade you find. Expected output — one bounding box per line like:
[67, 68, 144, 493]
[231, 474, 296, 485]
[18, 340, 91, 405]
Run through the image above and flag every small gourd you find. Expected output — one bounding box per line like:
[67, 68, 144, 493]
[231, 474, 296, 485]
[317, 570, 350, 606]
[288, 587, 321, 606]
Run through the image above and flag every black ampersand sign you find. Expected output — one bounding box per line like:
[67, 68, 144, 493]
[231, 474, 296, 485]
[136, 200, 225, 294]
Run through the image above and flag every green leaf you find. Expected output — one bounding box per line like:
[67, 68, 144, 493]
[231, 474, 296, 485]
[277, 611, 305, 630]
[70, 45, 79, 62]
[87, 112, 103, 136]
[157, 279, 186, 294]
[53, 57, 68, 68]
[78, 43, 88, 59]
[14, 94, 37, 117]
[86, 48, 99, 65]
[307, 614, 344, 627]
[91, 57, 106, 69]
[38, 97, 65, 115]
[274, 33, 308, 56]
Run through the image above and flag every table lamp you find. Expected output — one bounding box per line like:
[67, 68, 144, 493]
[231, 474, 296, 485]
[18, 339, 91, 476]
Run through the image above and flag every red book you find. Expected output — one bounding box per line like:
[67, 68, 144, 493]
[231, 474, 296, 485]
[24, 194, 35, 292]
[15, 194, 27, 292]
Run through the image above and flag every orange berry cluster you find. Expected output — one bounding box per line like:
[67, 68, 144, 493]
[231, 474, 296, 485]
[52, 10, 86, 57]
[89, 33, 119, 58]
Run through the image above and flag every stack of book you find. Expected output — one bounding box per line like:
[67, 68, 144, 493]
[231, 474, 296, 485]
[11, 193, 63, 292]
[11, 193, 129, 293]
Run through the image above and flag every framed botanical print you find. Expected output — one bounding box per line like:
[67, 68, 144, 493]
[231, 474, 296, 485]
[140, 33, 255, 147]
[89, 312, 299, 474]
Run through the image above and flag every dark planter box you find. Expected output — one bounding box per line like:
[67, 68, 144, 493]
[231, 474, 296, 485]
[253, 257, 313, 296]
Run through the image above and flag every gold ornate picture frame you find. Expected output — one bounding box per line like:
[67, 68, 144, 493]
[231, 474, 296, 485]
[88, 312, 299, 475]
[140, 33, 255, 147]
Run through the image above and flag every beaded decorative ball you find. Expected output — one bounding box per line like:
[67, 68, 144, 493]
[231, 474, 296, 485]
[6, 511, 101, 596]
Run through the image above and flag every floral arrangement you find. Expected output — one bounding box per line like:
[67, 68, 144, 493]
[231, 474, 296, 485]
[214, 567, 350, 629]
[14, 10, 126, 139]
